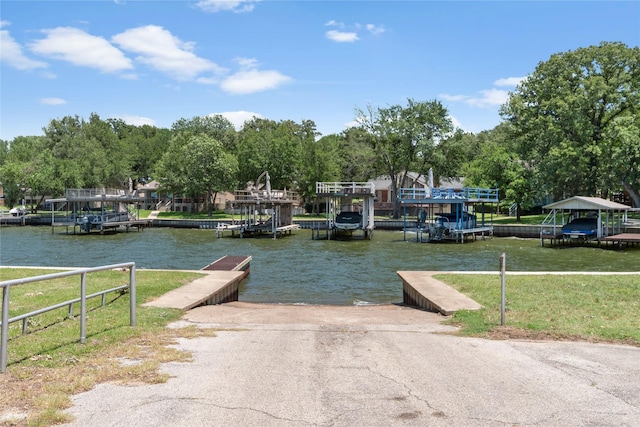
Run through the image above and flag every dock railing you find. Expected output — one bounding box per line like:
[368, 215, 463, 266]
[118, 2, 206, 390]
[316, 182, 375, 195]
[398, 187, 499, 202]
[1, 262, 137, 373]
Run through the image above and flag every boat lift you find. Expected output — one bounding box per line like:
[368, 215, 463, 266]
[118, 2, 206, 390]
[398, 187, 499, 243]
[314, 182, 376, 240]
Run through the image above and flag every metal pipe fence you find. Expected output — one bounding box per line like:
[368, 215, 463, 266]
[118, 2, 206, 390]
[1, 262, 137, 373]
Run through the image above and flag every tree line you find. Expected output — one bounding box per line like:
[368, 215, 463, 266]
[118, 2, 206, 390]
[1, 41, 638, 218]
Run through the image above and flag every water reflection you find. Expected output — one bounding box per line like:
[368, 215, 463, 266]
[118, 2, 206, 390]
[1, 227, 638, 305]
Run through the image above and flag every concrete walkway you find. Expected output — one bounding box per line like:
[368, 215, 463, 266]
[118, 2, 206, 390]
[62, 303, 640, 426]
[142, 271, 245, 310]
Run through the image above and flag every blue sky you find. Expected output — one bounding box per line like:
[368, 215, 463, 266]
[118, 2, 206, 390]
[1, 1, 638, 141]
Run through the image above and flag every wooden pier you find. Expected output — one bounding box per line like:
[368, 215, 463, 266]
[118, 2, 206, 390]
[51, 219, 151, 234]
[144, 256, 252, 309]
[541, 231, 640, 249]
[202, 255, 252, 278]
[415, 225, 493, 243]
[600, 233, 640, 248]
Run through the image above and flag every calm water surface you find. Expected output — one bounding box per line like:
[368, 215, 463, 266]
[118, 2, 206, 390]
[1, 227, 638, 305]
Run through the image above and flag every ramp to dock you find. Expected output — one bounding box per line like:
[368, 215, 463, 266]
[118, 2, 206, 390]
[143, 271, 246, 310]
[397, 271, 482, 315]
[202, 255, 251, 272]
[144, 255, 252, 310]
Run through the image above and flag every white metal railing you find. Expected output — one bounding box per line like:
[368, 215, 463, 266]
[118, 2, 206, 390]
[315, 182, 375, 195]
[66, 188, 127, 198]
[234, 189, 300, 202]
[398, 187, 499, 202]
[1, 262, 137, 373]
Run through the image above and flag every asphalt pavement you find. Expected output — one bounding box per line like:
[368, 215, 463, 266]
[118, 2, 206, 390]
[62, 303, 640, 426]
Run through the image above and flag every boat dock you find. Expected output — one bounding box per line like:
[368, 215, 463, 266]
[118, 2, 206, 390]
[399, 187, 499, 243]
[202, 255, 252, 276]
[47, 188, 149, 234]
[415, 225, 493, 243]
[144, 256, 252, 309]
[600, 233, 640, 248]
[397, 271, 482, 315]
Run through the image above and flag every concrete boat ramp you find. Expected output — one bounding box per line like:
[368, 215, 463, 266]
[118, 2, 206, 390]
[144, 254, 481, 316]
[143, 256, 251, 310]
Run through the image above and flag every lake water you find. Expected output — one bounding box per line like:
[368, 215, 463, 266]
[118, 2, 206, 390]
[1, 226, 638, 305]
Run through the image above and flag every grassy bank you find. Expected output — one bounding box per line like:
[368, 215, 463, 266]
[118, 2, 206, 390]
[437, 273, 640, 345]
[0, 268, 205, 426]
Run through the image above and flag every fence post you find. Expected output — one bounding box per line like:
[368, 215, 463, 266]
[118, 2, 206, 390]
[1, 285, 9, 373]
[500, 253, 506, 326]
[80, 272, 87, 344]
[129, 265, 137, 327]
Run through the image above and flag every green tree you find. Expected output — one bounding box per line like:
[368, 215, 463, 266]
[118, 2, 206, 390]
[155, 134, 238, 216]
[0, 136, 62, 210]
[463, 124, 533, 221]
[356, 98, 453, 218]
[501, 41, 640, 206]
[42, 114, 133, 190]
[337, 127, 379, 181]
[432, 129, 480, 181]
[84, 113, 132, 188]
[107, 119, 172, 185]
[299, 133, 342, 212]
[172, 115, 238, 152]
[236, 118, 311, 189]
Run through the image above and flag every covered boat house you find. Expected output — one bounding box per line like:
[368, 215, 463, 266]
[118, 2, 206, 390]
[540, 196, 636, 247]
[216, 172, 300, 239]
[398, 186, 499, 243]
[313, 182, 376, 240]
[47, 188, 148, 234]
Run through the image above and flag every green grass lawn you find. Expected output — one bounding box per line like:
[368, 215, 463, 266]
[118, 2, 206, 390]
[437, 273, 640, 345]
[0, 268, 206, 426]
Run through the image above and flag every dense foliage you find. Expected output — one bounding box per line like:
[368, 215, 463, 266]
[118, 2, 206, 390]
[500, 41, 640, 207]
[1, 42, 638, 215]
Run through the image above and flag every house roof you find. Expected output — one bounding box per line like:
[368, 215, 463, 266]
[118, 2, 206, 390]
[543, 196, 630, 211]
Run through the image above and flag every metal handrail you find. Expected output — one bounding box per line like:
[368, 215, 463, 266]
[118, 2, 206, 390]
[315, 182, 375, 195]
[1, 262, 137, 373]
[398, 187, 499, 202]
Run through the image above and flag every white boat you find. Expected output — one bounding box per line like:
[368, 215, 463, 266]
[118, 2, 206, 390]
[334, 211, 363, 231]
[9, 206, 27, 217]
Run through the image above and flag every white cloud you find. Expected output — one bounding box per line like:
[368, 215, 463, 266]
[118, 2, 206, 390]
[29, 27, 133, 73]
[112, 25, 225, 81]
[0, 22, 48, 70]
[113, 115, 156, 127]
[220, 57, 291, 94]
[448, 115, 462, 130]
[494, 76, 524, 86]
[326, 30, 359, 43]
[365, 24, 385, 35]
[211, 111, 262, 129]
[221, 69, 292, 94]
[440, 77, 515, 109]
[325, 20, 383, 42]
[439, 94, 468, 102]
[466, 88, 509, 107]
[195, 0, 259, 13]
[343, 120, 359, 130]
[41, 97, 66, 105]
